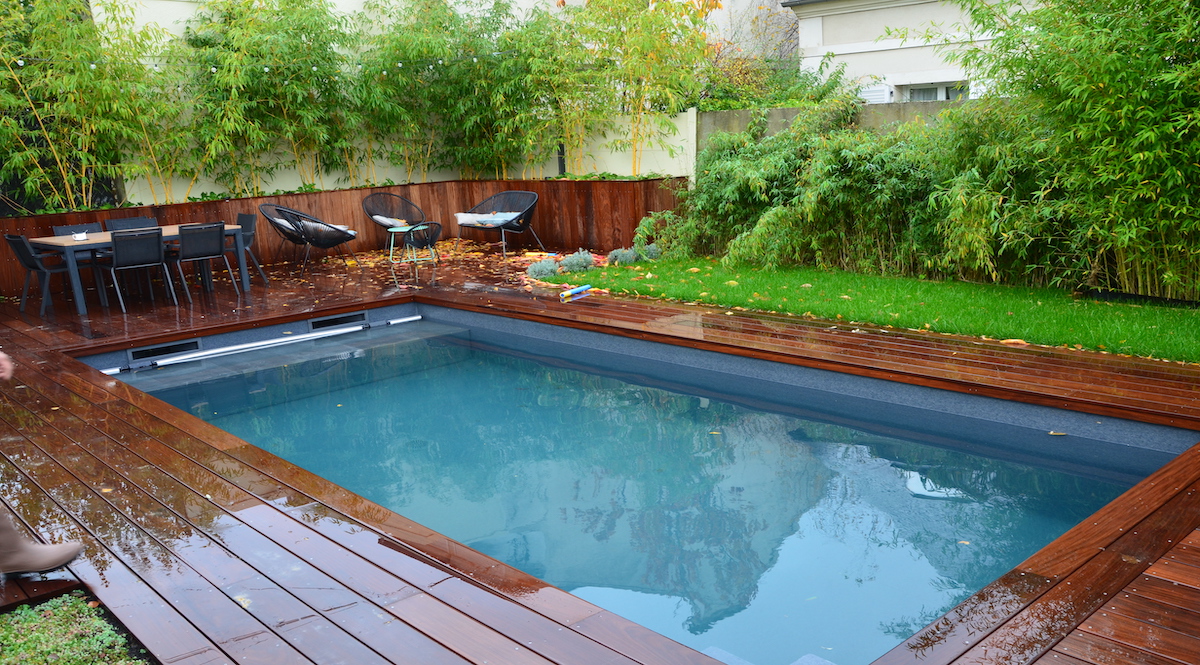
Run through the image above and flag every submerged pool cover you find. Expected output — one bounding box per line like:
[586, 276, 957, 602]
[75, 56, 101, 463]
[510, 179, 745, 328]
[94, 304, 1198, 665]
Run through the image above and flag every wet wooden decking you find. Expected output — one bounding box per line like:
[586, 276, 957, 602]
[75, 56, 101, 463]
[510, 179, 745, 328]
[1, 244, 1198, 665]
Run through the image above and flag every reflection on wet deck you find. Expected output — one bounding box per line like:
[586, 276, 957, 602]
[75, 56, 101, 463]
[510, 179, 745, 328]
[0, 245, 1198, 665]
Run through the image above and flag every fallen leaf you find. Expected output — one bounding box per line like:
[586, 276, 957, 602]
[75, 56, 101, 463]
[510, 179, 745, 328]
[725, 280, 739, 286]
[1000, 339, 1029, 346]
[1049, 431, 1067, 436]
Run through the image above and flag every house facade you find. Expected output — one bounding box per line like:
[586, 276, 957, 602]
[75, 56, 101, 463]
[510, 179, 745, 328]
[781, 0, 982, 103]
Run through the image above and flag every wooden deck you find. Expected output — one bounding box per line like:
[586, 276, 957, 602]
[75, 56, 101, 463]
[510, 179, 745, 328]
[1, 244, 1199, 665]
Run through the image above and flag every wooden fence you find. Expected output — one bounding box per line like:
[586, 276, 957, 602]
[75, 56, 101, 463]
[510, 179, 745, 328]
[0, 178, 684, 297]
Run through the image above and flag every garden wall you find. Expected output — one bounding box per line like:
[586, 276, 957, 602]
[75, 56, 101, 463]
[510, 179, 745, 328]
[0, 178, 683, 297]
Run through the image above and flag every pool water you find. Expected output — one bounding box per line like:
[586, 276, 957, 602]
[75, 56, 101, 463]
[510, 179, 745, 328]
[124, 320, 1129, 665]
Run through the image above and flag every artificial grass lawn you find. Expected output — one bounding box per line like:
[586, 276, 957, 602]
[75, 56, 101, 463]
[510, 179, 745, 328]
[565, 257, 1200, 364]
[0, 592, 148, 665]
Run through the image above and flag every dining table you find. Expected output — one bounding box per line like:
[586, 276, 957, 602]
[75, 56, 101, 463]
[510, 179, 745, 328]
[29, 224, 250, 317]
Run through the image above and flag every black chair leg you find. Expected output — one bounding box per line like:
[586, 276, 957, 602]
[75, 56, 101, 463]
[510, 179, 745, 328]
[19, 272, 32, 313]
[528, 227, 546, 252]
[159, 264, 178, 307]
[298, 245, 313, 277]
[38, 273, 52, 317]
[247, 248, 269, 286]
[222, 256, 241, 295]
[109, 268, 127, 313]
[175, 263, 193, 303]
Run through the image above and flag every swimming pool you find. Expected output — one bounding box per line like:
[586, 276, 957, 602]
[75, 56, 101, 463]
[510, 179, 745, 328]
[103, 305, 1197, 665]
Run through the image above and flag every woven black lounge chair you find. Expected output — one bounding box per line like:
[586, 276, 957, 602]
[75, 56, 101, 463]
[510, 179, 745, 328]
[362, 193, 441, 265]
[362, 192, 426, 231]
[261, 204, 356, 276]
[259, 203, 308, 267]
[454, 190, 542, 258]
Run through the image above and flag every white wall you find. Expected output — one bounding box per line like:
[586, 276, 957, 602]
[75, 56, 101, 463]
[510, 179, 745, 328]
[786, 0, 985, 102]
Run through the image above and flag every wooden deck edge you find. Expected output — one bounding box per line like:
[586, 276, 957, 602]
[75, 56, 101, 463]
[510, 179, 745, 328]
[871, 439, 1200, 665]
[410, 291, 1200, 432]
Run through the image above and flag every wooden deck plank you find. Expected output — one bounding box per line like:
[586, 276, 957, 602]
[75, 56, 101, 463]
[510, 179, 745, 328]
[1126, 574, 1200, 611]
[1096, 593, 1200, 645]
[0, 502, 85, 612]
[1051, 631, 1189, 665]
[1076, 604, 1200, 665]
[0, 405, 319, 665]
[0, 454, 233, 665]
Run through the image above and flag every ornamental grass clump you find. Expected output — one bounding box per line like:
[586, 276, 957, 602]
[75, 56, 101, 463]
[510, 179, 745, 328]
[559, 250, 595, 273]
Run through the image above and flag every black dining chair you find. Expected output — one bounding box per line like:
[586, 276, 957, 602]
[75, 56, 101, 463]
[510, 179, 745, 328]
[453, 190, 542, 258]
[4, 234, 74, 316]
[170, 223, 240, 303]
[105, 216, 157, 231]
[52, 221, 104, 265]
[98, 227, 177, 313]
[231, 212, 269, 286]
[50, 221, 105, 291]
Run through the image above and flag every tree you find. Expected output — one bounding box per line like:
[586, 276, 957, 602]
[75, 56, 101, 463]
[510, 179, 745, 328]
[0, 0, 164, 211]
[183, 0, 354, 196]
[573, 0, 709, 175]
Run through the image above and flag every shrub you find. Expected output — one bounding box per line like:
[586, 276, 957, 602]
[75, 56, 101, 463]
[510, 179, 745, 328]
[606, 248, 640, 265]
[639, 95, 861, 258]
[559, 249, 595, 273]
[641, 243, 661, 260]
[526, 258, 560, 280]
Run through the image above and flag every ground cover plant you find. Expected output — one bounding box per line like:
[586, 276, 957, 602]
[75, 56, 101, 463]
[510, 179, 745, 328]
[0, 592, 148, 664]
[555, 257, 1200, 364]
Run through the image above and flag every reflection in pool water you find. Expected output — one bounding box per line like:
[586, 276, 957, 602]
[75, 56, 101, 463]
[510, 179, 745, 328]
[132, 324, 1126, 665]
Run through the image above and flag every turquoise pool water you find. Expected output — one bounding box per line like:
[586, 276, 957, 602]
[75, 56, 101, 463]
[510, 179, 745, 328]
[123, 319, 1131, 665]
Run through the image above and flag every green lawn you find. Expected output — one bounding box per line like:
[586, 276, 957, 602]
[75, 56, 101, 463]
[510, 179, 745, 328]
[560, 258, 1200, 364]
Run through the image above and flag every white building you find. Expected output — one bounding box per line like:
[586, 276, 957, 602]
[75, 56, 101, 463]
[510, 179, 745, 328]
[782, 0, 983, 103]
